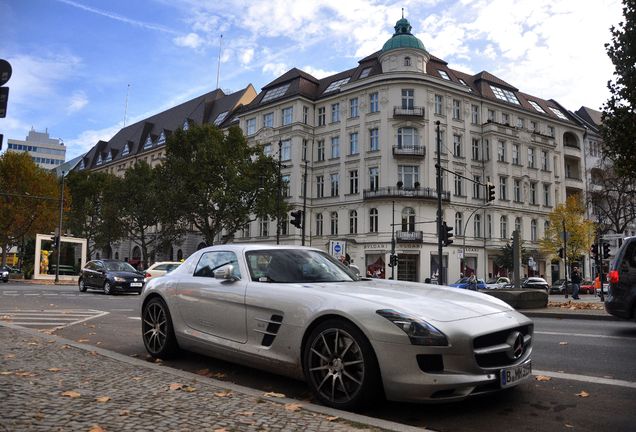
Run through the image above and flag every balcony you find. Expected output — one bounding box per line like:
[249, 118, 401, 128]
[393, 106, 425, 118]
[363, 186, 450, 201]
[396, 230, 423, 243]
[392, 145, 426, 158]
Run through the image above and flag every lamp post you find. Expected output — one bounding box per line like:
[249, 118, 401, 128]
[54, 171, 65, 284]
[301, 158, 308, 246]
[435, 121, 444, 285]
[276, 139, 282, 245]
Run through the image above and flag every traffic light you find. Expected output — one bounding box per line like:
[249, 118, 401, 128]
[441, 221, 454, 246]
[290, 210, 303, 229]
[388, 254, 398, 267]
[602, 243, 610, 259]
[0, 59, 11, 118]
[486, 182, 496, 202]
[590, 243, 598, 261]
[557, 247, 564, 259]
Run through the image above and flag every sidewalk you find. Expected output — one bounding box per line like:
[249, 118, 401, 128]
[0, 322, 424, 432]
[520, 294, 619, 321]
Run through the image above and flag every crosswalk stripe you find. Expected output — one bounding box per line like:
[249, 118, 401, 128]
[0, 309, 109, 329]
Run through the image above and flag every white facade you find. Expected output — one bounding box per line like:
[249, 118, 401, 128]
[7, 128, 66, 169]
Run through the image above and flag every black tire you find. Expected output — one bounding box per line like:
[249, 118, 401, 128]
[142, 297, 179, 359]
[103, 281, 112, 295]
[78, 278, 87, 292]
[303, 319, 381, 410]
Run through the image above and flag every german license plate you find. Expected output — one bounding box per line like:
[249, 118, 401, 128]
[500, 361, 532, 388]
[130, 282, 142, 287]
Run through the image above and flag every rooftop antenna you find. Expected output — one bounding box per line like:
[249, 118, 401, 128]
[216, 34, 223, 90]
[123, 84, 130, 127]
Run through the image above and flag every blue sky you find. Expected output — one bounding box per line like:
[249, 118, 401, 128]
[0, 0, 623, 159]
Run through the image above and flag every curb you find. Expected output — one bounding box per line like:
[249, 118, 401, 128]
[520, 310, 621, 321]
[0, 321, 429, 432]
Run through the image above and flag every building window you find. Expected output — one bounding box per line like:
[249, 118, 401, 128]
[349, 169, 358, 194]
[531, 219, 537, 241]
[303, 106, 309, 124]
[331, 136, 340, 158]
[499, 176, 507, 200]
[302, 139, 308, 161]
[316, 175, 324, 198]
[528, 147, 535, 168]
[263, 112, 274, 128]
[512, 144, 520, 165]
[259, 218, 269, 237]
[246, 118, 256, 135]
[488, 109, 496, 122]
[484, 139, 490, 160]
[453, 134, 462, 157]
[350, 98, 359, 118]
[402, 89, 414, 110]
[490, 85, 520, 104]
[487, 215, 492, 238]
[500, 216, 508, 239]
[281, 175, 290, 197]
[280, 215, 288, 236]
[455, 212, 463, 236]
[530, 120, 538, 131]
[330, 173, 339, 197]
[517, 117, 525, 128]
[318, 107, 326, 126]
[514, 179, 521, 202]
[402, 207, 416, 232]
[369, 208, 378, 233]
[502, 113, 510, 125]
[316, 213, 323, 236]
[143, 136, 153, 150]
[263, 143, 272, 157]
[369, 167, 379, 191]
[454, 173, 463, 197]
[438, 70, 451, 80]
[331, 103, 340, 123]
[359, 67, 372, 78]
[330, 212, 338, 235]
[472, 139, 480, 161]
[543, 184, 550, 206]
[349, 210, 358, 234]
[398, 127, 418, 148]
[369, 92, 379, 113]
[281, 139, 291, 161]
[349, 132, 359, 155]
[434, 94, 443, 115]
[452, 99, 461, 120]
[529, 182, 537, 204]
[541, 150, 549, 170]
[548, 125, 555, 137]
[404, 56, 411, 66]
[544, 221, 550, 237]
[398, 165, 419, 189]
[317, 140, 325, 161]
[473, 175, 482, 199]
[282, 107, 293, 126]
[497, 140, 506, 162]
[471, 104, 480, 124]
[369, 128, 379, 151]
[474, 214, 482, 238]
[515, 217, 522, 235]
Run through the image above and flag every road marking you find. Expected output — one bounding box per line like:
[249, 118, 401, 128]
[0, 309, 108, 330]
[534, 369, 636, 389]
[112, 309, 135, 312]
[535, 330, 636, 341]
[128, 317, 141, 320]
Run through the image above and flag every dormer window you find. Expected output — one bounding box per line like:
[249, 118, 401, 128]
[104, 152, 112, 163]
[121, 143, 130, 157]
[79, 159, 85, 170]
[214, 111, 228, 126]
[549, 107, 568, 120]
[261, 83, 291, 103]
[528, 100, 546, 113]
[157, 131, 166, 145]
[323, 78, 350, 94]
[359, 67, 372, 78]
[183, 119, 189, 130]
[438, 70, 451, 80]
[404, 56, 411, 66]
[143, 136, 153, 149]
[96, 154, 103, 166]
[489, 85, 520, 105]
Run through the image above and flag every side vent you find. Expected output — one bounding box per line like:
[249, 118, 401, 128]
[255, 314, 284, 347]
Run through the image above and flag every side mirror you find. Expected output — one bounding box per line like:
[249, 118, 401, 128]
[214, 264, 238, 281]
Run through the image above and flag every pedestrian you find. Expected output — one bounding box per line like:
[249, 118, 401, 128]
[571, 266, 582, 299]
[468, 273, 477, 291]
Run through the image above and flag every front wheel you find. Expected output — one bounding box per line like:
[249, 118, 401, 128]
[142, 297, 179, 358]
[303, 319, 381, 409]
[103, 281, 112, 295]
[78, 278, 87, 292]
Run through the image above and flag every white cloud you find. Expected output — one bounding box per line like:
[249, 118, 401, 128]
[262, 62, 288, 77]
[240, 48, 254, 65]
[65, 124, 122, 158]
[301, 66, 339, 79]
[67, 90, 88, 113]
[174, 32, 205, 49]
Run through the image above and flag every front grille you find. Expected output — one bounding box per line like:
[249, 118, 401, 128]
[473, 324, 533, 368]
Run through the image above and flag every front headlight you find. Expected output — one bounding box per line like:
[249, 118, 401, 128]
[114, 276, 126, 282]
[376, 309, 448, 346]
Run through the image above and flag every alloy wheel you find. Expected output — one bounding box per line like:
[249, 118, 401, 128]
[143, 301, 168, 355]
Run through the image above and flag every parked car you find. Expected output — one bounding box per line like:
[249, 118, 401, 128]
[448, 277, 487, 290]
[579, 280, 595, 294]
[144, 261, 181, 282]
[140, 245, 533, 408]
[605, 236, 636, 321]
[596, 283, 609, 297]
[485, 276, 510, 289]
[78, 259, 145, 295]
[550, 279, 571, 294]
[521, 277, 549, 292]
[0, 265, 9, 283]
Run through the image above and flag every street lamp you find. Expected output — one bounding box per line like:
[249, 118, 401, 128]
[54, 171, 65, 284]
[276, 139, 282, 245]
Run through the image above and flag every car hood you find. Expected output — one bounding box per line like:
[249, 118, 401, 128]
[308, 279, 514, 322]
[110, 271, 144, 280]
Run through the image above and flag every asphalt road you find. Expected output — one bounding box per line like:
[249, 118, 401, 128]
[2, 282, 636, 432]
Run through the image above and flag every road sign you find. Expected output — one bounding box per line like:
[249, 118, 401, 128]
[329, 240, 346, 258]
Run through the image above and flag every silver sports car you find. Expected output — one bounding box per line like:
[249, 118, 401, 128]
[140, 244, 533, 409]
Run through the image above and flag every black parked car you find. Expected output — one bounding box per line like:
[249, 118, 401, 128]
[606, 237, 636, 321]
[78, 259, 145, 295]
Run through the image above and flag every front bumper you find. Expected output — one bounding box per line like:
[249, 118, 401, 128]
[111, 281, 144, 293]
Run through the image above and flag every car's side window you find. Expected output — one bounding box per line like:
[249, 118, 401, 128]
[86, 262, 96, 271]
[194, 251, 241, 279]
[624, 242, 636, 269]
[95, 262, 104, 271]
[154, 264, 167, 271]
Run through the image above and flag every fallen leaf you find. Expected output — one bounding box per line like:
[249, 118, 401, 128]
[131, 377, 142, 381]
[47, 368, 62, 372]
[129, 354, 139, 358]
[15, 371, 36, 377]
[169, 383, 184, 391]
[119, 410, 130, 416]
[4, 354, 15, 359]
[238, 411, 254, 416]
[284, 403, 302, 412]
[154, 358, 163, 363]
[325, 416, 339, 421]
[77, 339, 89, 343]
[96, 342, 102, 345]
[559, 342, 568, 345]
[211, 372, 226, 379]
[214, 428, 228, 432]
[196, 368, 211, 376]
[263, 391, 285, 398]
[89, 332, 96, 335]
[89, 425, 106, 432]
[576, 390, 590, 398]
[214, 390, 232, 397]
[89, 351, 97, 356]
[61, 345, 70, 349]
[565, 424, 574, 428]
[61, 390, 81, 398]
[27, 342, 38, 346]
[0, 371, 12, 376]
[95, 396, 111, 403]
[535, 375, 552, 382]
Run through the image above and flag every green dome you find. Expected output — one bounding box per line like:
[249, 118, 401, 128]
[381, 18, 427, 53]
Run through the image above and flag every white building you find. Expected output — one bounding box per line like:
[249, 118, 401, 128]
[7, 128, 66, 169]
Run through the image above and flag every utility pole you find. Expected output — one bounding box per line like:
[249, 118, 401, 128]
[391, 200, 396, 280]
[301, 159, 308, 246]
[276, 140, 282, 245]
[55, 172, 65, 284]
[435, 121, 444, 285]
[562, 218, 569, 299]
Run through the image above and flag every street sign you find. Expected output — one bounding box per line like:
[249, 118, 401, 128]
[457, 249, 464, 259]
[329, 240, 346, 259]
[0, 59, 12, 86]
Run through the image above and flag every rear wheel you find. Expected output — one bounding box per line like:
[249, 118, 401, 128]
[142, 297, 179, 358]
[303, 319, 381, 409]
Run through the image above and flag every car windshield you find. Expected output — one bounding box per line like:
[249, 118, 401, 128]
[246, 249, 357, 283]
[486, 278, 498, 284]
[103, 261, 138, 272]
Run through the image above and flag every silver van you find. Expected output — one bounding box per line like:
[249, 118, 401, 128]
[606, 237, 636, 321]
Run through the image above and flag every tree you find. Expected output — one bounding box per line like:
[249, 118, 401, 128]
[601, 0, 636, 177]
[587, 163, 636, 235]
[540, 195, 596, 263]
[66, 170, 124, 260]
[159, 123, 282, 245]
[494, 241, 533, 276]
[0, 152, 63, 266]
[112, 160, 180, 269]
